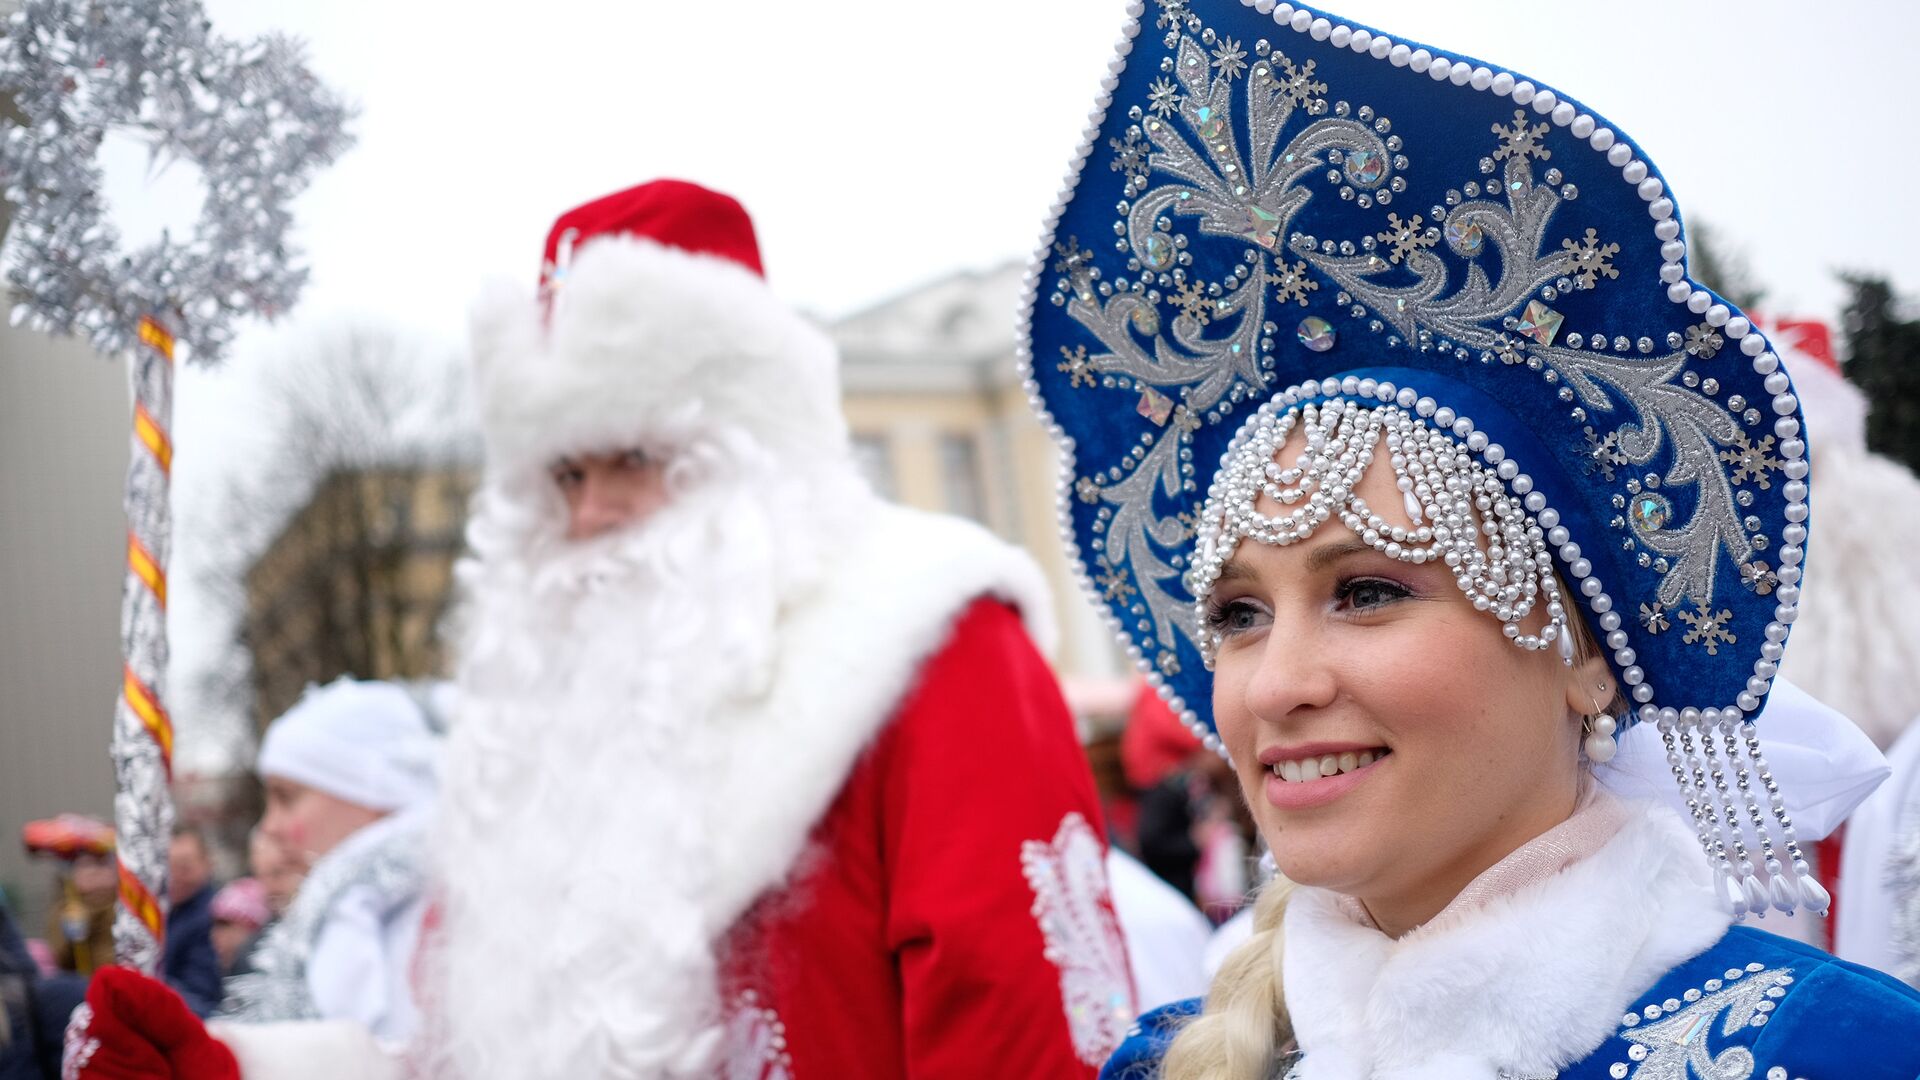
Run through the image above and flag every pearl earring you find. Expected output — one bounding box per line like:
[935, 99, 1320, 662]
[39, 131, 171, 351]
[1583, 684, 1617, 763]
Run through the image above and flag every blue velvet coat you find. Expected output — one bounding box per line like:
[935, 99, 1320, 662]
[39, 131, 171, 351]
[1102, 927, 1920, 1079]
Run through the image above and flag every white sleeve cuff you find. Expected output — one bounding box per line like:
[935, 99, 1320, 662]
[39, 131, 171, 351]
[207, 1020, 404, 1080]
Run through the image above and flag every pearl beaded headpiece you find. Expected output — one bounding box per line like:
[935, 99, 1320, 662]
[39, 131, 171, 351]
[1021, 0, 1831, 918]
[1188, 397, 1567, 668]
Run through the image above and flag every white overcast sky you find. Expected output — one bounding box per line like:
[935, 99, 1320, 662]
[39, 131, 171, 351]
[118, 0, 1915, 769]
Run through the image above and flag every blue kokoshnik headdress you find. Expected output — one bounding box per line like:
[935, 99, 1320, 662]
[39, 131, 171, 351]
[1021, 0, 1823, 917]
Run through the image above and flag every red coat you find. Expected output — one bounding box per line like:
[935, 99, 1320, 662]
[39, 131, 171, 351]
[718, 599, 1135, 1078]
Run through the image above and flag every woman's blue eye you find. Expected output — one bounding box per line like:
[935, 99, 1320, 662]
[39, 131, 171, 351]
[1337, 577, 1410, 610]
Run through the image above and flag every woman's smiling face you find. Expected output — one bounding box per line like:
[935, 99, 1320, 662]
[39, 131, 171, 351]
[1204, 412, 1608, 932]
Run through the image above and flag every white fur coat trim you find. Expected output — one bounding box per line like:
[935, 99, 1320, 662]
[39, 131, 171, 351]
[1283, 800, 1733, 1080]
[469, 234, 849, 478]
[696, 498, 1057, 931]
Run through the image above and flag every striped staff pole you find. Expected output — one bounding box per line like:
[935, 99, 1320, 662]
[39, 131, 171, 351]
[112, 315, 178, 973]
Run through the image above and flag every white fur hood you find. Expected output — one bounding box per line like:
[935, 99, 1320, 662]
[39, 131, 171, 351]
[1283, 800, 1733, 1080]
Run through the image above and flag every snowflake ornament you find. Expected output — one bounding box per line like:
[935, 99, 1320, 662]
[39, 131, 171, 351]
[1275, 56, 1326, 107]
[1172, 281, 1214, 325]
[1677, 601, 1738, 655]
[1272, 259, 1319, 307]
[1718, 432, 1783, 489]
[1147, 76, 1182, 118]
[1109, 129, 1150, 183]
[1375, 212, 1437, 264]
[1561, 228, 1620, 289]
[1058, 345, 1096, 388]
[1210, 36, 1248, 80]
[1097, 565, 1137, 602]
[1491, 109, 1551, 163]
[1582, 426, 1629, 481]
[0, 0, 354, 361]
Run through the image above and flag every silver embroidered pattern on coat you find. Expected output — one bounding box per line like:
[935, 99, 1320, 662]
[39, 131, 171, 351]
[723, 991, 794, 1080]
[58, 1003, 99, 1080]
[1612, 964, 1794, 1079]
[1020, 811, 1136, 1065]
[218, 815, 428, 1024]
[1055, 15, 1766, 677]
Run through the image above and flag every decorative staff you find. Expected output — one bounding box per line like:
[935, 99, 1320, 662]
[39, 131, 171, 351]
[0, 0, 352, 973]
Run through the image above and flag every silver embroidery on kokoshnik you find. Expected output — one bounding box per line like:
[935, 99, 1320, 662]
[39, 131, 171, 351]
[1027, 2, 1827, 922]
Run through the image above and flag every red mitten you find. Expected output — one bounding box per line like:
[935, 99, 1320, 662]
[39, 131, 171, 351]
[62, 966, 240, 1080]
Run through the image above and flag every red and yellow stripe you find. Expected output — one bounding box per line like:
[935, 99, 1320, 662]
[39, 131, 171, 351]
[136, 315, 175, 362]
[122, 666, 174, 777]
[132, 402, 172, 473]
[117, 860, 164, 939]
[127, 532, 166, 608]
[133, 319, 175, 472]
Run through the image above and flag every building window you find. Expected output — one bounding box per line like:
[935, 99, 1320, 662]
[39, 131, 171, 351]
[939, 432, 986, 524]
[851, 434, 896, 500]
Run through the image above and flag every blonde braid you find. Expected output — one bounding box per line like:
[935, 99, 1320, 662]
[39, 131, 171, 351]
[1160, 878, 1297, 1080]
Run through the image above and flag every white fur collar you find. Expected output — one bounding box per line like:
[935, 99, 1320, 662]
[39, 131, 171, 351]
[1282, 800, 1732, 1080]
[701, 499, 1056, 926]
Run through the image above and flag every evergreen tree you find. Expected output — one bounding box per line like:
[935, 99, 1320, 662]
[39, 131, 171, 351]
[1841, 275, 1920, 475]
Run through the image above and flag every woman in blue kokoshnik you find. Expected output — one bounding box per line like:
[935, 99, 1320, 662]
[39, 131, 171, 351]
[1023, 2, 1920, 1077]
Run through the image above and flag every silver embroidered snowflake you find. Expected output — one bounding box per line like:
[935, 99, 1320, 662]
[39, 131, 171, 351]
[1053, 237, 1093, 276]
[1075, 477, 1105, 504]
[1686, 322, 1725, 359]
[1739, 560, 1779, 595]
[1156, 649, 1182, 676]
[1718, 432, 1783, 489]
[1109, 127, 1150, 183]
[1640, 602, 1671, 634]
[1172, 280, 1214, 325]
[1210, 36, 1248, 80]
[1153, 0, 1188, 30]
[1058, 345, 1096, 388]
[1275, 56, 1326, 107]
[1581, 425, 1628, 481]
[1097, 565, 1137, 602]
[1561, 227, 1621, 289]
[1146, 75, 1182, 118]
[1677, 601, 1738, 655]
[1375, 212, 1437, 265]
[1491, 109, 1552, 162]
[1272, 259, 1319, 306]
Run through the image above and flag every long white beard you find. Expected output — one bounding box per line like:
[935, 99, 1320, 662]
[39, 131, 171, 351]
[417, 434, 860, 1079]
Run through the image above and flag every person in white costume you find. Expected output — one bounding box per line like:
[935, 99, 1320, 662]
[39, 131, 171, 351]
[218, 677, 440, 1045]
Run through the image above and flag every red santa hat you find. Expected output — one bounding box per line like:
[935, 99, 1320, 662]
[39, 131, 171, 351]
[471, 179, 848, 481]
